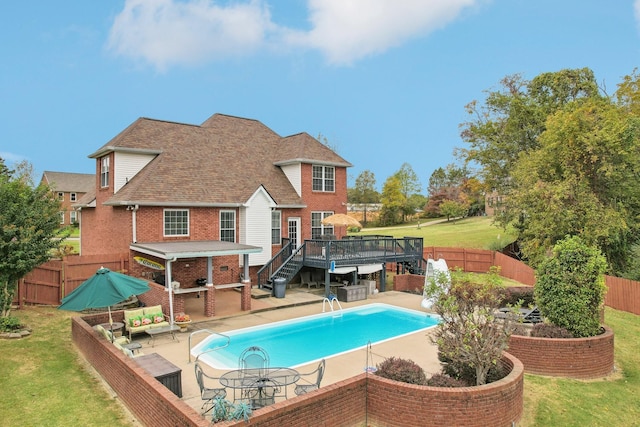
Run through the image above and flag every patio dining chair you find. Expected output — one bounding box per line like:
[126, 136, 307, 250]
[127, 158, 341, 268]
[238, 346, 270, 374]
[194, 362, 227, 415]
[294, 359, 326, 395]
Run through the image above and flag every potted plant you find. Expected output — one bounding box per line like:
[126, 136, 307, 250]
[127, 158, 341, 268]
[174, 313, 191, 332]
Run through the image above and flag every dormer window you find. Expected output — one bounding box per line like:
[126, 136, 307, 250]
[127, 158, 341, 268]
[312, 165, 335, 192]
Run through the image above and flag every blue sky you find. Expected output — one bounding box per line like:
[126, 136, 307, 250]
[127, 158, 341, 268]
[1, 1, 639, 192]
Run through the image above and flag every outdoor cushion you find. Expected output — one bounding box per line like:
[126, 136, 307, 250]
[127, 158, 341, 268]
[124, 305, 169, 339]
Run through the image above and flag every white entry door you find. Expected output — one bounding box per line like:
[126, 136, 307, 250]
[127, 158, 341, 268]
[288, 218, 301, 248]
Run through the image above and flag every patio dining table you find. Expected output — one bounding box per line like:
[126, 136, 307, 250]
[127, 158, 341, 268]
[220, 367, 300, 407]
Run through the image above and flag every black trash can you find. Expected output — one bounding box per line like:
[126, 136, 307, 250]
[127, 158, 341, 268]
[273, 277, 286, 298]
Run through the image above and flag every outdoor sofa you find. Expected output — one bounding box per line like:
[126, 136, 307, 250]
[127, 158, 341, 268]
[123, 305, 170, 340]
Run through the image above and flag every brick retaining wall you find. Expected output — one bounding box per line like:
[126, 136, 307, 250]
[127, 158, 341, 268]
[507, 326, 614, 379]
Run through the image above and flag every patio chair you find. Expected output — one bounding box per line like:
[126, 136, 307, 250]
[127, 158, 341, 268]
[238, 346, 270, 373]
[300, 270, 319, 289]
[194, 362, 227, 415]
[294, 359, 325, 395]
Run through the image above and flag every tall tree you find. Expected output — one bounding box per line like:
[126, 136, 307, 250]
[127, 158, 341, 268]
[350, 170, 379, 225]
[394, 163, 421, 221]
[379, 175, 404, 226]
[458, 68, 602, 194]
[507, 96, 640, 272]
[0, 158, 64, 317]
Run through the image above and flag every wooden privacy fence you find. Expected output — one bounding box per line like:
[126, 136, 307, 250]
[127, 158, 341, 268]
[15, 250, 640, 315]
[14, 253, 129, 308]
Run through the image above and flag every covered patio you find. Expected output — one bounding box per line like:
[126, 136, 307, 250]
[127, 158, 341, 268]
[129, 240, 262, 319]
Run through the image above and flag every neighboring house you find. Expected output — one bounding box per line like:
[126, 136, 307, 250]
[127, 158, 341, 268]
[41, 171, 94, 227]
[485, 190, 505, 216]
[74, 113, 352, 290]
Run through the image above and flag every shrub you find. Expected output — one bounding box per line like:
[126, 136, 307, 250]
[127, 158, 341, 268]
[501, 286, 535, 307]
[425, 266, 518, 385]
[0, 316, 22, 332]
[426, 373, 468, 387]
[530, 324, 574, 338]
[534, 236, 607, 338]
[375, 357, 427, 385]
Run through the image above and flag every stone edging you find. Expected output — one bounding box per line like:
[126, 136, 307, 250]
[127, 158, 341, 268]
[0, 328, 32, 339]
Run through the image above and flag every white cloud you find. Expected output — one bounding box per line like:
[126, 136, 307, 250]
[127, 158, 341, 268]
[291, 0, 479, 65]
[635, 0, 640, 27]
[107, 0, 277, 70]
[107, 0, 479, 69]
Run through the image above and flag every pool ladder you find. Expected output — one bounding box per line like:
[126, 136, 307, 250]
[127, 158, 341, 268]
[322, 296, 343, 314]
[188, 329, 230, 363]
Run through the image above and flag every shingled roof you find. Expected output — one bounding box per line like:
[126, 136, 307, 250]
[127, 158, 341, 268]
[41, 171, 94, 193]
[88, 113, 351, 207]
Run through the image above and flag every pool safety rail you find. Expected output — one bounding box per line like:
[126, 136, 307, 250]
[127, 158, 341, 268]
[189, 329, 230, 363]
[322, 295, 343, 314]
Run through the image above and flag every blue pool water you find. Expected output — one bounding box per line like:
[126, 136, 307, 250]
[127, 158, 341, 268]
[191, 303, 439, 369]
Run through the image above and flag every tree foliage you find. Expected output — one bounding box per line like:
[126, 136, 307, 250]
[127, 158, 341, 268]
[426, 267, 517, 386]
[0, 158, 64, 317]
[439, 199, 469, 222]
[458, 67, 640, 275]
[534, 236, 607, 338]
[349, 170, 379, 225]
[379, 175, 404, 225]
[393, 163, 421, 221]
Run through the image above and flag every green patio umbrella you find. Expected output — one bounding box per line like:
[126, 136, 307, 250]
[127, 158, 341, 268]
[58, 267, 150, 340]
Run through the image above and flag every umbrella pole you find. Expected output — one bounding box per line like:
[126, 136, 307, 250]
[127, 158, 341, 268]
[108, 306, 114, 343]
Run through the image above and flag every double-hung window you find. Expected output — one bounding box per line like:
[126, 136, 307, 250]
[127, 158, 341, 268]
[220, 210, 236, 242]
[70, 193, 77, 202]
[100, 156, 110, 188]
[271, 211, 281, 244]
[164, 209, 189, 236]
[311, 211, 334, 239]
[312, 165, 335, 192]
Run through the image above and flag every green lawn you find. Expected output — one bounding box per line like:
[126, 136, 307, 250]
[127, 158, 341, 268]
[353, 216, 517, 249]
[0, 307, 135, 427]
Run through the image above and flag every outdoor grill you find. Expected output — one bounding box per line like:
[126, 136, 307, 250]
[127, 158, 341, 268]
[195, 277, 207, 286]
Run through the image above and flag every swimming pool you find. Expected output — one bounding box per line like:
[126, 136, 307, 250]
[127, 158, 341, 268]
[191, 303, 439, 369]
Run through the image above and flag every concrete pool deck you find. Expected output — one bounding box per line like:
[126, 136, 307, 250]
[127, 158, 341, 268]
[126, 290, 441, 415]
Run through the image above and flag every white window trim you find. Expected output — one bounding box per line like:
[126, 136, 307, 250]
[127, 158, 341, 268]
[220, 210, 236, 242]
[100, 156, 110, 188]
[311, 211, 334, 238]
[312, 165, 335, 192]
[163, 209, 190, 237]
[271, 210, 281, 245]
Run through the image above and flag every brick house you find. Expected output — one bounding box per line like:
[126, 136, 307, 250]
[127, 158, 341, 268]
[74, 113, 352, 301]
[41, 171, 94, 226]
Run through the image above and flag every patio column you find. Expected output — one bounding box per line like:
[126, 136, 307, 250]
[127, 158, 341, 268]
[241, 254, 251, 311]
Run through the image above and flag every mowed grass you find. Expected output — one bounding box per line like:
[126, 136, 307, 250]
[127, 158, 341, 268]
[354, 216, 517, 249]
[0, 307, 137, 427]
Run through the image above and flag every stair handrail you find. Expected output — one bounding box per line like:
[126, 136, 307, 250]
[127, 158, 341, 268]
[257, 240, 293, 287]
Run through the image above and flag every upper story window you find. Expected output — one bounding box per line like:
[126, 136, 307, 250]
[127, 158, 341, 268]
[100, 156, 110, 188]
[57, 192, 64, 200]
[70, 193, 77, 202]
[311, 211, 334, 239]
[220, 210, 236, 242]
[312, 165, 335, 192]
[271, 210, 281, 245]
[164, 209, 189, 236]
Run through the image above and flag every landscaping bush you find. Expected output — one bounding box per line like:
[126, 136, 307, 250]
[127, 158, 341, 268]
[425, 267, 518, 385]
[529, 324, 574, 338]
[501, 286, 535, 307]
[426, 373, 468, 388]
[535, 236, 607, 338]
[0, 315, 22, 332]
[375, 357, 427, 385]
